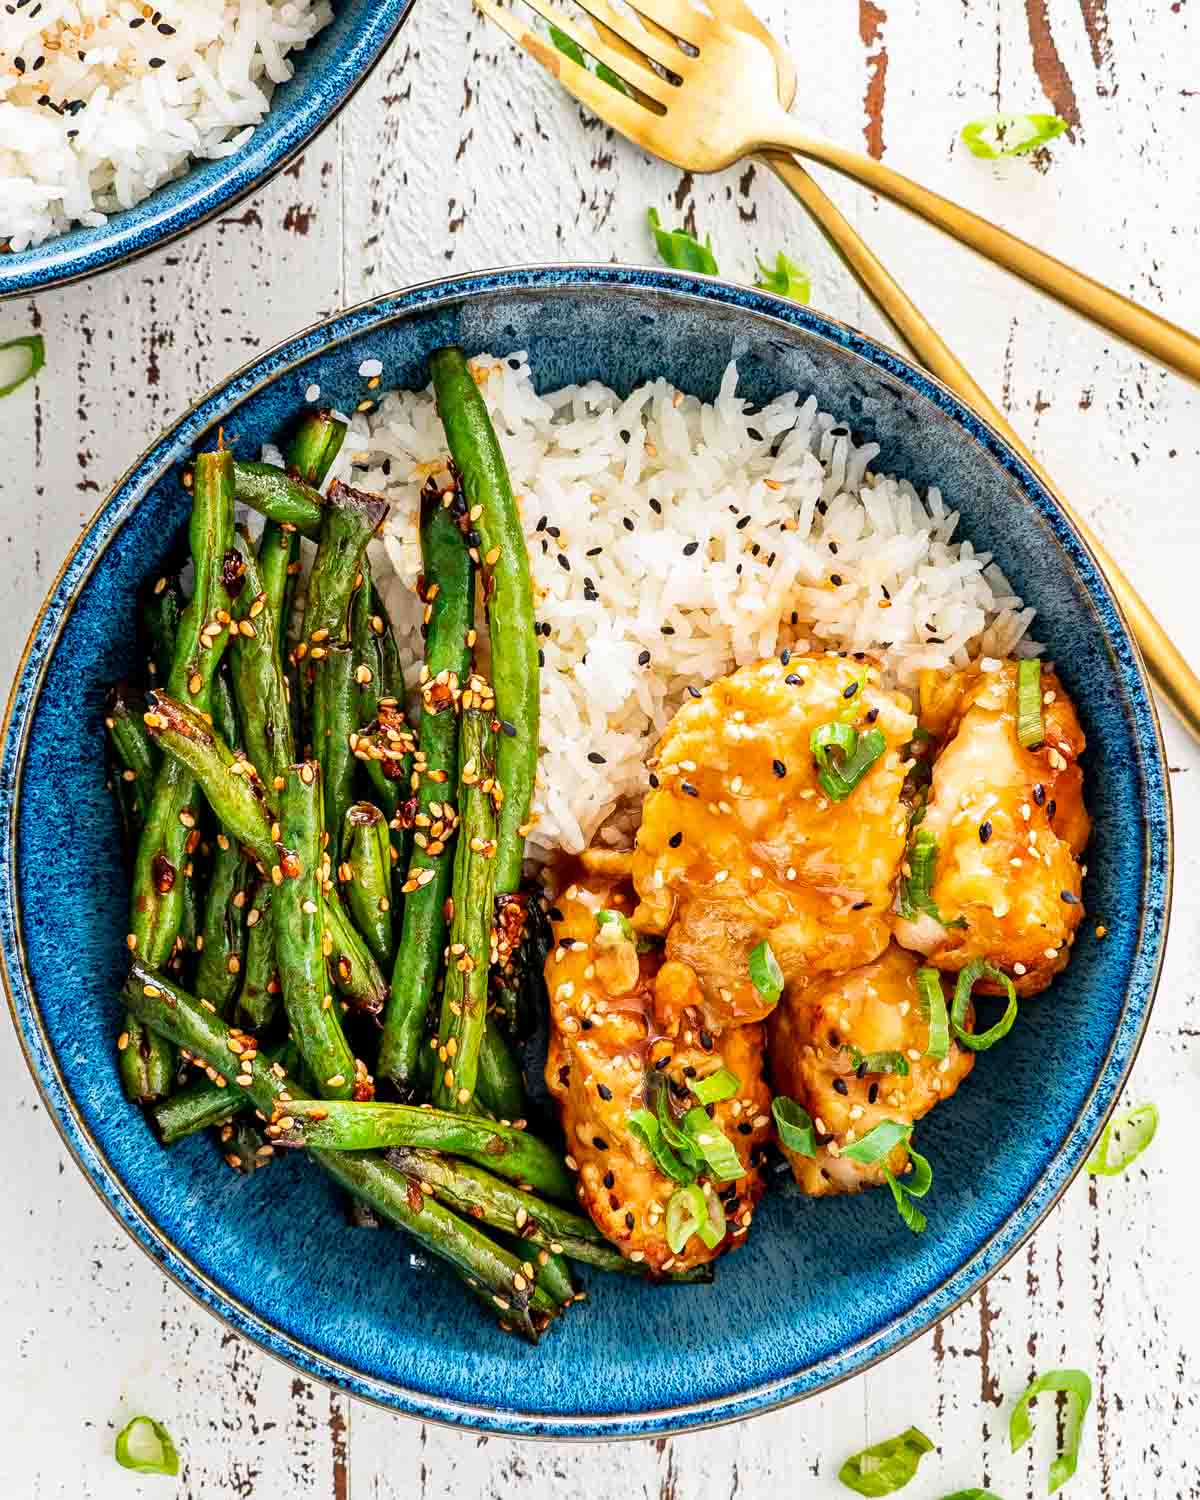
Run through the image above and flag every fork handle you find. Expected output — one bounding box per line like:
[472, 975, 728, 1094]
[765, 131, 1200, 385]
[761, 148, 1200, 743]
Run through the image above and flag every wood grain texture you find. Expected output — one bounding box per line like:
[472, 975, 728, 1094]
[2, 1, 1199, 1493]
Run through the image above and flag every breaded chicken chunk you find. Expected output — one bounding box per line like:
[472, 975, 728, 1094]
[892, 661, 1089, 996]
[544, 870, 772, 1273]
[631, 654, 917, 1032]
[769, 943, 974, 1196]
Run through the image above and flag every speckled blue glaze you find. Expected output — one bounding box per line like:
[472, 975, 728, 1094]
[0, 267, 1170, 1437]
[0, 0, 414, 299]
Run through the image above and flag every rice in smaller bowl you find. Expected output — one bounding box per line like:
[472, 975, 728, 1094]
[330, 355, 1038, 863]
[0, 0, 332, 250]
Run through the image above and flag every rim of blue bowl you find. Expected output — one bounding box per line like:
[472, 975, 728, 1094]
[0, 0, 416, 300]
[0, 265, 1172, 1438]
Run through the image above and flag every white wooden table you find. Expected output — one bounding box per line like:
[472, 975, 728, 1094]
[4, 2, 1200, 1494]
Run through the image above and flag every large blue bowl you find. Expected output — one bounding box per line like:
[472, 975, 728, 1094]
[0, 0, 414, 299]
[0, 267, 1170, 1436]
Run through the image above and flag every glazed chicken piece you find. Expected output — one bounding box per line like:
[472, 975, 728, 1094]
[631, 654, 917, 1033]
[892, 661, 1089, 996]
[544, 870, 773, 1274]
[768, 943, 974, 1195]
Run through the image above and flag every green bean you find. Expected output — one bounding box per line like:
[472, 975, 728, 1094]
[211, 664, 240, 749]
[310, 643, 358, 850]
[129, 451, 238, 966]
[230, 532, 294, 786]
[233, 462, 324, 537]
[476, 1016, 526, 1121]
[378, 489, 473, 1095]
[191, 832, 250, 1017]
[341, 802, 394, 966]
[117, 1015, 175, 1104]
[105, 683, 157, 820]
[108, 763, 144, 876]
[432, 685, 498, 1114]
[138, 571, 185, 687]
[150, 1072, 240, 1145]
[236, 881, 278, 1031]
[287, 409, 347, 488]
[351, 574, 386, 743]
[276, 761, 359, 1102]
[123, 963, 559, 1340]
[430, 347, 538, 899]
[144, 691, 388, 1016]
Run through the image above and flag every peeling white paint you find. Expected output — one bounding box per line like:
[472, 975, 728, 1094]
[3, 1, 1200, 1494]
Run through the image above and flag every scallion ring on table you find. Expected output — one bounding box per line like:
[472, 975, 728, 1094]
[837, 1425, 935, 1496]
[114, 1415, 180, 1476]
[810, 720, 886, 801]
[1009, 1367, 1093, 1493]
[0, 334, 45, 400]
[951, 959, 1019, 1051]
[916, 967, 950, 1059]
[1086, 1101, 1158, 1176]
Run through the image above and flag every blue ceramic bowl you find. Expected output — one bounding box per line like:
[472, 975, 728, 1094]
[0, 0, 414, 299]
[0, 267, 1170, 1437]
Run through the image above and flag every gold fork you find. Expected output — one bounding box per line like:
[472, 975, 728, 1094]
[475, 0, 1200, 739]
[475, 0, 1200, 384]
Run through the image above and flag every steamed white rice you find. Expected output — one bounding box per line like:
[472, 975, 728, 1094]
[325, 355, 1037, 863]
[0, 0, 331, 250]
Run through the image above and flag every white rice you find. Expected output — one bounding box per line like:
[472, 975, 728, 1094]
[330, 355, 1037, 863]
[0, 0, 332, 250]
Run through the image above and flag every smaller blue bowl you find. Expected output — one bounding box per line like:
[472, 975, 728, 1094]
[0, 268, 1172, 1437]
[0, 0, 414, 299]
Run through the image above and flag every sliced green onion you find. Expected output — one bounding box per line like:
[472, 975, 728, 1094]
[883, 1146, 933, 1235]
[838, 1426, 935, 1495]
[595, 907, 654, 952]
[1016, 658, 1045, 749]
[962, 112, 1069, 158]
[754, 251, 811, 304]
[951, 959, 1018, 1051]
[628, 1109, 694, 1183]
[647, 207, 719, 275]
[114, 1415, 180, 1476]
[772, 1095, 816, 1156]
[691, 1067, 740, 1105]
[916, 967, 950, 1059]
[840, 1118, 911, 1165]
[748, 938, 784, 1005]
[1010, 1368, 1093, 1493]
[0, 335, 45, 400]
[549, 24, 632, 95]
[697, 1189, 727, 1249]
[1086, 1102, 1158, 1176]
[898, 827, 940, 920]
[665, 1183, 706, 1253]
[683, 1106, 744, 1181]
[847, 1046, 911, 1078]
[655, 1081, 700, 1163]
[811, 722, 887, 801]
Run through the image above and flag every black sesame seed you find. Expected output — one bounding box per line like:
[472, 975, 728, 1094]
[780, 647, 791, 666]
[654, 1055, 670, 1071]
[668, 832, 683, 848]
[772, 759, 787, 778]
[549, 907, 563, 922]
[785, 672, 803, 686]
[593, 1136, 609, 1151]
[648, 772, 660, 788]
[682, 541, 700, 557]
[680, 781, 699, 797]
[816, 499, 828, 515]
[619, 429, 631, 443]
[737, 1122, 753, 1135]
[603, 1170, 615, 1188]
[1033, 783, 1046, 806]
[661, 624, 675, 635]
[557, 553, 570, 571]
[736, 514, 752, 530]
[587, 751, 606, 765]
[699, 1029, 714, 1051]
[747, 426, 763, 441]
[509, 357, 521, 369]
[637, 649, 651, 666]
[623, 517, 635, 532]
[581, 1018, 593, 1030]
[828, 1030, 840, 1048]
[499, 720, 517, 738]
[538, 649, 545, 667]
[597, 1083, 613, 1100]
[843, 681, 859, 699]
[1047, 799, 1057, 819]
[865, 707, 879, 724]
[830, 573, 843, 586]
[649, 497, 662, 514]
[586, 546, 602, 557]
[535, 515, 547, 532]
[829, 541, 839, 554]
[1061, 890, 1080, 904]
[687, 685, 702, 699]
[546, 525, 561, 539]
[157, 21, 175, 32]
[979, 821, 993, 843]
[148, 55, 166, 67]
[683, 1065, 697, 1078]
[558, 1065, 571, 1084]
[851, 900, 870, 911]
[832, 1077, 849, 1096]
[625, 1212, 635, 1229]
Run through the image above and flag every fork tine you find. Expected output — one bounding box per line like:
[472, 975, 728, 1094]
[570, 0, 691, 74]
[702, 0, 797, 108]
[474, 0, 666, 128]
[512, 0, 676, 104]
[623, 0, 707, 47]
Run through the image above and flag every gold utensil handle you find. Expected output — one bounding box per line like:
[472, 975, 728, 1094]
[769, 133, 1200, 386]
[761, 148, 1200, 742]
